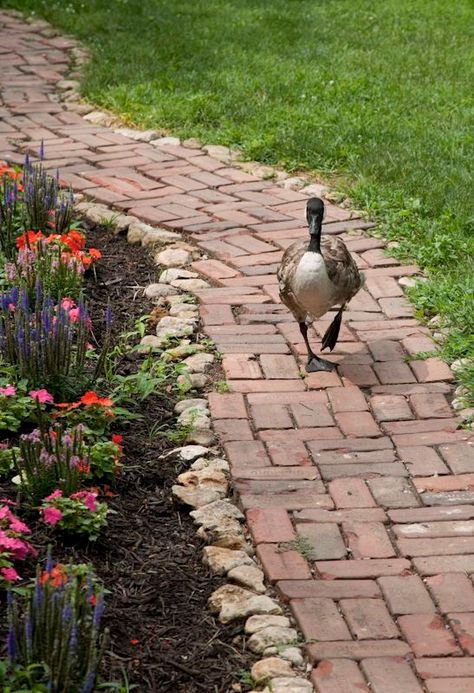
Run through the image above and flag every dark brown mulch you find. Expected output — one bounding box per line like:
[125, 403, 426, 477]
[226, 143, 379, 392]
[1, 224, 256, 692]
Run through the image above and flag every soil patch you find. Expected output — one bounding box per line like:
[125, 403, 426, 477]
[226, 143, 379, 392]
[1, 225, 255, 692]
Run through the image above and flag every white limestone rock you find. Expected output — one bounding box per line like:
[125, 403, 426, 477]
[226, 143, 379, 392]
[174, 399, 208, 415]
[144, 283, 178, 300]
[251, 658, 295, 682]
[171, 278, 211, 291]
[245, 614, 291, 634]
[160, 268, 198, 284]
[182, 353, 215, 373]
[172, 485, 222, 508]
[208, 585, 282, 624]
[247, 626, 299, 654]
[155, 247, 192, 267]
[203, 546, 254, 575]
[228, 564, 266, 593]
[178, 445, 210, 461]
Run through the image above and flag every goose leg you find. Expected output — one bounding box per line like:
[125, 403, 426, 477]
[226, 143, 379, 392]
[299, 322, 337, 372]
[321, 305, 344, 352]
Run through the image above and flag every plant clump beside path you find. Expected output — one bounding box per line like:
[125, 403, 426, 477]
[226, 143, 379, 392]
[5, 0, 474, 402]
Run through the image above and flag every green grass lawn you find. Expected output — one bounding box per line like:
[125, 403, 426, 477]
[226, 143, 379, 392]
[4, 0, 474, 402]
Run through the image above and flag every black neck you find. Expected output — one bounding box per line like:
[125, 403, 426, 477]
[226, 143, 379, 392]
[308, 217, 322, 254]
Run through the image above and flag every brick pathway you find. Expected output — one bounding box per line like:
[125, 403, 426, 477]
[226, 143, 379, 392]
[2, 11, 474, 692]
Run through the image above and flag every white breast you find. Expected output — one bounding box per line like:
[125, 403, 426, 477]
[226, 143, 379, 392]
[293, 252, 336, 319]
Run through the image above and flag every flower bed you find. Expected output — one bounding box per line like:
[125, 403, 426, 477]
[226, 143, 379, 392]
[0, 156, 253, 691]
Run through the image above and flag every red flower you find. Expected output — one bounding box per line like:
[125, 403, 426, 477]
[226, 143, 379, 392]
[40, 564, 67, 587]
[80, 391, 113, 407]
[130, 639, 139, 646]
[112, 434, 123, 446]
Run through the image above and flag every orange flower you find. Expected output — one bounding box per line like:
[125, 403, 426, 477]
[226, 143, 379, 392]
[89, 248, 102, 260]
[40, 564, 67, 587]
[80, 391, 113, 407]
[16, 230, 45, 249]
[77, 461, 91, 475]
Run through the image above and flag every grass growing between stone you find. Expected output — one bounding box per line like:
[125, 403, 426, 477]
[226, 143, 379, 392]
[4, 0, 474, 401]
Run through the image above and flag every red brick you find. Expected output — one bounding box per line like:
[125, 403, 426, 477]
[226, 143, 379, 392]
[316, 558, 410, 579]
[389, 505, 474, 523]
[277, 579, 381, 600]
[191, 259, 240, 280]
[305, 370, 343, 388]
[366, 477, 419, 508]
[415, 657, 474, 678]
[340, 599, 399, 639]
[246, 508, 295, 543]
[296, 522, 346, 560]
[364, 264, 420, 277]
[256, 543, 312, 581]
[259, 353, 300, 379]
[207, 392, 246, 419]
[320, 461, 408, 480]
[241, 491, 333, 511]
[373, 361, 416, 384]
[394, 520, 474, 538]
[399, 534, 474, 556]
[426, 678, 474, 693]
[328, 479, 375, 509]
[258, 427, 341, 443]
[235, 467, 319, 481]
[398, 614, 460, 656]
[414, 555, 474, 575]
[411, 358, 454, 383]
[360, 658, 423, 693]
[414, 473, 474, 493]
[338, 364, 379, 386]
[224, 440, 270, 469]
[368, 340, 406, 362]
[379, 296, 413, 318]
[228, 379, 305, 393]
[402, 335, 438, 355]
[392, 430, 473, 448]
[292, 598, 351, 641]
[128, 205, 178, 224]
[265, 438, 312, 466]
[200, 304, 235, 325]
[410, 393, 452, 419]
[343, 521, 395, 558]
[250, 403, 292, 430]
[370, 394, 413, 422]
[222, 353, 262, 379]
[297, 508, 386, 524]
[247, 390, 328, 405]
[307, 639, 410, 662]
[384, 418, 461, 437]
[347, 288, 381, 312]
[311, 659, 370, 693]
[439, 442, 474, 474]
[377, 575, 435, 615]
[365, 276, 404, 299]
[213, 418, 254, 441]
[448, 612, 474, 654]
[334, 411, 380, 437]
[397, 445, 449, 477]
[427, 573, 474, 613]
[291, 402, 334, 428]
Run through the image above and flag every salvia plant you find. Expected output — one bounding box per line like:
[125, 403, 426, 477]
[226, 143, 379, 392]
[0, 288, 91, 396]
[12, 423, 90, 503]
[6, 552, 107, 692]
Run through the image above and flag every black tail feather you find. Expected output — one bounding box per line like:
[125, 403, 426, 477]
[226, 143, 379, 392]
[321, 306, 344, 351]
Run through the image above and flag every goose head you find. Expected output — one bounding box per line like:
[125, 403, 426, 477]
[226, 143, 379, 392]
[306, 197, 324, 253]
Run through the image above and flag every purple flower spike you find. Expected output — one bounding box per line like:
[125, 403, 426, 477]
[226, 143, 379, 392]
[7, 623, 17, 662]
[39, 140, 45, 160]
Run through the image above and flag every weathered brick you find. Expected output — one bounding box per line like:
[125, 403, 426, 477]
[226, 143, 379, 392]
[370, 394, 413, 422]
[307, 639, 410, 662]
[377, 575, 435, 615]
[316, 558, 410, 580]
[394, 520, 474, 538]
[414, 473, 474, 493]
[213, 418, 254, 441]
[222, 353, 262, 379]
[328, 478, 375, 508]
[246, 508, 295, 543]
[256, 543, 312, 581]
[296, 522, 347, 560]
[228, 378, 305, 393]
[296, 508, 387, 524]
[241, 490, 332, 511]
[397, 445, 449, 477]
[250, 403, 292, 430]
[311, 659, 370, 693]
[425, 678, 474, 693]
[265, 438, 312, 466]
[398, 614, 460, 656]
[410, 392, 452, 419]
[414, 555, 474, 575]
[343, 521, 395, 558]
[340, 598, 399, 639]
[448, 612, 474, 654]
[439, 442, 474, 474]
[410, 357, 454, 383]
[398, 536, 474, 557]
[414, 657, 474, 678]
[327, 386, 368, 413]
[368, 339, 405, 362]
[291, 402, 334, 428]
[360, 658, 423, 693]
[277, 579, 381, 600]
[365, 275, 404, 299]
[224, 440, 270, 468]
[291, 598, 351, 641]
[199, 303, 236, 325]
[259, 353, 300, 379]
[366, 477, 419, 508]
[373, 361, 416, 384]
[306, 370, 343, 388]
[426, 573, 474, 613]
[207, 392, 247, 419]
[338, 364, 379, 386]
[335, 411, 380, 437]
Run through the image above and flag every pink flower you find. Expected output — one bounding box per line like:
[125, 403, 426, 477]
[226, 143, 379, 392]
[1, 567, 20, 582]
[0, 534, 34, 560]
[9, 517, 31, 534]
[71, 490, 98, 512]
[61, 298, 75, 310]
[29, 389, 54, 405]
[69, 307, 80, 323]
[44, 489, 63, 502]
[0, 385, 16, 396]
[42, 507, 63, 526]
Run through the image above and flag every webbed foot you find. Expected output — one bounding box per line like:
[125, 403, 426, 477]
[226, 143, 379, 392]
[306, 356, 337, 372]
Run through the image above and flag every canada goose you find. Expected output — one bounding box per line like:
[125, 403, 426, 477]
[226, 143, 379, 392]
[278, 197, 364, 372]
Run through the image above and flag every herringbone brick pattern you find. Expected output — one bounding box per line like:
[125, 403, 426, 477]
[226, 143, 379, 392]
[1, 11, 474, 691]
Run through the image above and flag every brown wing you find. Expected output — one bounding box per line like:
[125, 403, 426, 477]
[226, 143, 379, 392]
[277, 239, 307, 322]
[321, 236, 364, 304]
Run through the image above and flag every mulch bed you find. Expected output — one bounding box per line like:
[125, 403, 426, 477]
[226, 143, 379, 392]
[1, 224, 256, 692]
